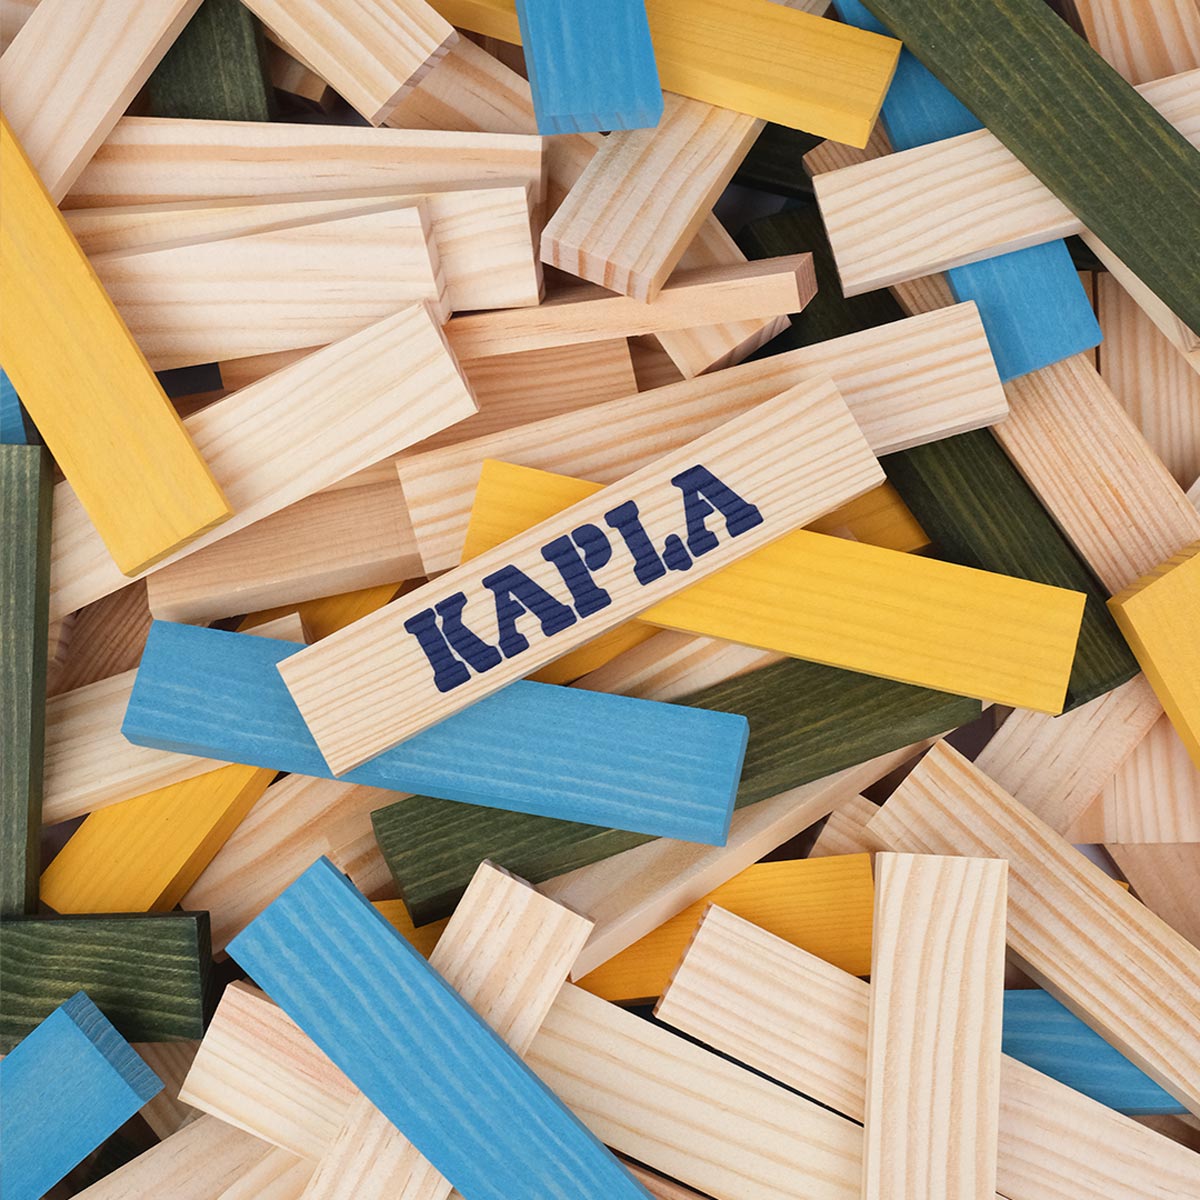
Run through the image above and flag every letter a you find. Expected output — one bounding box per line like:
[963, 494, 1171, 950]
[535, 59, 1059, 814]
[483, 565, 577, 658]
[671, 465, 763, 558]
[404, 593, 503, 694]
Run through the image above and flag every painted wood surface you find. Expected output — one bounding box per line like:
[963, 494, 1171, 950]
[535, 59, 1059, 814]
[0, 912, 212, 1050]
[0, 991, 162, 1200]
[0, 367, 31, 443]
[124, 621, 749, 843]
[0, 114, 231, 576]
[227, 858, 650, 1200]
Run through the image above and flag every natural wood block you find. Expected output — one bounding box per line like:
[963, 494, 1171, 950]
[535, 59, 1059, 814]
[241, 0, 456, 123]
[0, 444, 51, 916]
[265, 34, 329, 103]
[1108, 843, 1200, 950]
[282, 376, 882, 772]
[1108, 542, 1200, 769]
[48, 581, 153, 697]
[133, 1040, 202, 1138]
[0, 912, 212, 1051]
[809, 794, 885, 858]
[396, 303, 1007, 573]
[865, 741, 1200, 1115]
[49, 305, 475, 621]
[0, 0, 38, 53]
[211, 1146, 312, 1199]
[0, 115, 231, 576]
[0, 0, 202, 201]
[577, 855, 874, 1002]
[863, 853, 1007, 1200]
[463, 459, 1086, 713]
[1076, 0, 1200, 85]
[0, 991, 163, 1200]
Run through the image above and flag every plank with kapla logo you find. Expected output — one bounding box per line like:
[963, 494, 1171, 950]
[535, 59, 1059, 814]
[279, 376, 885, 775]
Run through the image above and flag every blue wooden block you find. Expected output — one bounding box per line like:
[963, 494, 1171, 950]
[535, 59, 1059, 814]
[832, 0, 1101, 382]
[1002, 990, 1186, 1115]
[228, 857, 652, 1200]
[1, 368, 31, 445]
[0, 991, 162, 1200]
[516, 0, 663, 134]
[122, 621, 746, 843]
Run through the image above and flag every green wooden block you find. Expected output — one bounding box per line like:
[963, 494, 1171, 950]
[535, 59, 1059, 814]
[0, 914, 213, 1051]
[0, 445, 52, 917]
[859, 0, 1200, 335]
[732, 125, 822, 198]
[882, 432, 1140, 711]
[374, 663, 981, 924]
[147, 0, 274, 122]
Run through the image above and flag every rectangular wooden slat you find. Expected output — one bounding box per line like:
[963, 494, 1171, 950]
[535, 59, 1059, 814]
[1108, 843, 1200, 949]
[48, 581, 153, 698]
[133, 1040, 202, 1138]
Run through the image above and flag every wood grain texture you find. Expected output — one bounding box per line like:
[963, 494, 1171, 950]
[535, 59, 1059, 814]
[0, 0, 38, 53]
[0, 444, 51, 915]
[372, 656, 977, 924]
[396, 303, 1007, 574]
[282, 377, 882, 772]
[303, 861, 592, 1200]
[577, 855, 874, 1002]
[809, 794, 886, 858]
[863, 853, 1007, 1200]
[0, 991, 162, 1200]
[125, 621, 750, 842]
[227, 859, 647, 1200]
[242, 0, 456, 123]
[0, 115, 231, 576]
[243, 583, 404, 643]
[49, 581, 152, 697]
[0, 0, 202, 201]
[1108, 842, 1200, 950]
[49, 305, 474, 621]
[656, 905, 1200, 1200]
[133, 1039, 202, 1137]
[814, 68, 1200, 298]
[0, 912, 212, 1051]
[215, 1147, 311, 1200]
[865, 741, 1200, 1115]
[1076, 0, 1200, 84]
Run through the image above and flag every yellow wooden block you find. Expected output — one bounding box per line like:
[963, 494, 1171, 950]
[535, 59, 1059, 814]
[242, 582, 405, 642]
[0, 114, 230, 575]
[806, 481, 928, 554]
[371, 900, 449, 959]
[577, 855, 875, 1003]
[1108, 540, 1200, 769]
[464, 460, 1085, 712]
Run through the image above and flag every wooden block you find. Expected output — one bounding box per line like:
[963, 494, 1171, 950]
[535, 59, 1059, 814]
[809, 794, 886, 858]
[49, 306, 475, 621]
[463, 460, 1086, 713]
[541, 91, 754, 300]
[515, 0, 661, 134]
[125, 620, 750, 842]
[813, 68, 1200, 299]
[0, 116, 231, 576]
[0, 444, 51, 916]
[133, 1040, 202, 1137]
[0, 0, 38, 53]
[0, 366, 31, 444]
[1108, 542, 1200, 768]
[445, 255, 816, 358]
[1076, 0, 1200, 84]
[0, 912, 212, 1051]
[282, 377, 882, 772]
[1108, 843, 1200, 949]
[656, 905, 1200, 1200]
[303, 861, 592, 1200]
[374, 669, 976, 923]
[434, 0, 901, 146]
[147, 0, 274, 122]
[863, 853, 1007, 1200]
[864, 741, 1200, 1115]
[242, 0, 455, 124]
[67, 117, 545, 208]
[1002, 989, 1186, 1116]
[397, 303, 1006, 574]
[996, 354, 1200, 593]
[0, 991, 162, 1200]
[243, 583, 404, 643]
[577, 855, 874, 1003]
[371, 901, 448, 958]
[226, 858, 647, 1199]
[213, 1147, 312, 1200]
[0, 0, 202, 201]
[49, 582, 152, 698]
[265, 35, 329, 103]
[622, 1160, 712, 1200]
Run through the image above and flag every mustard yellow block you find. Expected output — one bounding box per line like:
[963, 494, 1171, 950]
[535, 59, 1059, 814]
[806, 481, 928, 554]
[431, 0, 900, 146]
[578, 855, 876, 1004]
[464, 460, 1085, 713]
[372, 900, 449, 958]
[242, 581, 404, 641]
[40, 765, 274, 914]
[1108, 540, 1200, 770]
[0, 115, 230, 576]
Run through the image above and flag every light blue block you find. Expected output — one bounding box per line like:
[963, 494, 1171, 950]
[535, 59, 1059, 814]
[832, 0, 1101, 381]
[1002, 990, 1185, 1115]
[228, 858, 653, 1200]
[516, 0, 663, 134]
[122, 621, 747, 843]
[0, 991, 162, 1200]
[1, 369, 31, 445]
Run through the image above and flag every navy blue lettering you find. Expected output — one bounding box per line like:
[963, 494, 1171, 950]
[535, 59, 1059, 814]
[482, 565, 576, 658]
[604, 500, 666, 586]
[541, 523, 613, 617]
[404, 594, 502, 693]
[671, 465, 763, 557]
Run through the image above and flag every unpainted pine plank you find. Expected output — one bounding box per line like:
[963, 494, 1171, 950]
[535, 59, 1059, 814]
[48, 581, 153, 698]
[1108, 842, 1200, 949]
[809, 794, 886, 858]
[134, 1040, 202, 1138]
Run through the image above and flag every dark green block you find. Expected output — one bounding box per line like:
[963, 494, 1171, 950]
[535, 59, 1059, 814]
[0, 913, 213, 1051]
[374, 663, 981, 923]
[882, 430, 1140, 710]
[1, 444, 52, 916]
[147, 0, 274, 122]
[732, 125, 822, 198]
[860, 0, 1200, 335]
